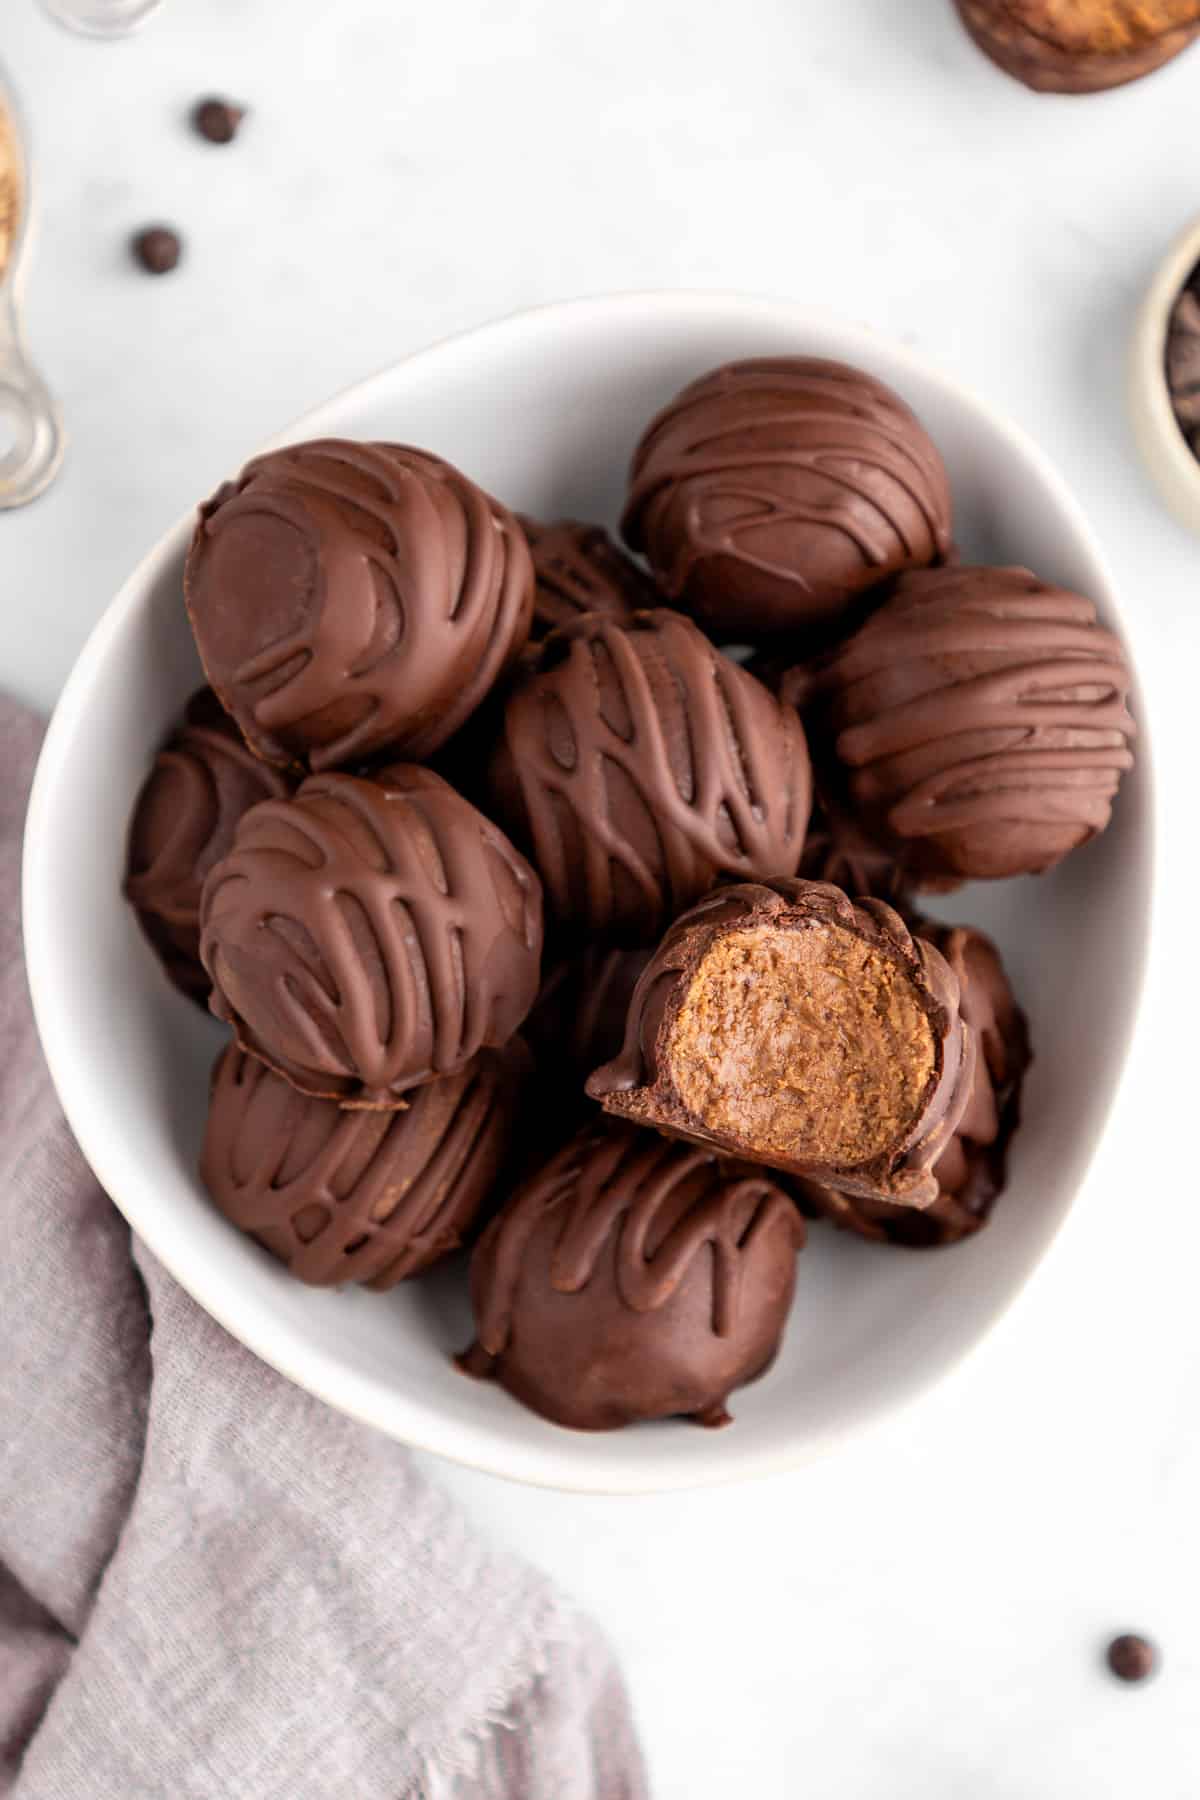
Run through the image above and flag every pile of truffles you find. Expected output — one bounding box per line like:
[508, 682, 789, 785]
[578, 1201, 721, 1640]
[125, 357, 1136, 1436]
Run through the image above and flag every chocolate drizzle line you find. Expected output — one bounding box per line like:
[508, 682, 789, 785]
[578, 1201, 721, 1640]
[125, 690, 294, 1000]
[519, 516, 657, 642]
[622, 358, 951, 617]
[490, 609, 811, 939]
[815, 565, 1135, 879]
[200, 764, 542, 1105]
[202, 1040, 527, 1288]
[473, 1123, 801, 1353]
[186, 440, 533, 769]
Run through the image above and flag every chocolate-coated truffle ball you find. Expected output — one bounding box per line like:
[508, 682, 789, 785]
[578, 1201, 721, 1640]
[523, 946, 652, 1126]
[200, 764, 543, 1106]
[621, 358, 952, 638]
[807, 565, 1136, 885]
[796, 919, 1029, 1245]
[201, 1039, 528, 1288]
[185, 440, 534, 771]
[487, 609, 812, 942]
[125, 688, 294, 1002]
[461, 1121, 803, 1430]
[588, 879, 974, 1207]
[953, 0, 1199, 94]
[798, 787, 908, 904]
[520, 516, 658, 645]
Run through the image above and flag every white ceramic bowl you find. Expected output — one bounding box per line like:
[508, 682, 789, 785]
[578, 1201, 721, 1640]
[1128, 213, 1200, 534]
[24, 294, 1152, 1494]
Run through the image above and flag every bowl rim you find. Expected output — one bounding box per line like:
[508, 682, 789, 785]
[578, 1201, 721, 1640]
[22, 289, 1155, 1494]
[1128, 212, 1200, 535]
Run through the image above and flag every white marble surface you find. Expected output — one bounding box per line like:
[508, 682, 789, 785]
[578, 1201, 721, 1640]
[5, 4, 1200, 1795]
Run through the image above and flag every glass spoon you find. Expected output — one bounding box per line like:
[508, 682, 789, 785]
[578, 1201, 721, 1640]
[0, 63, 65, 508]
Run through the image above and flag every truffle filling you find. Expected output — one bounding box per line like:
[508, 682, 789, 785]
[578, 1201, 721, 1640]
[668, 925, 937, 1165]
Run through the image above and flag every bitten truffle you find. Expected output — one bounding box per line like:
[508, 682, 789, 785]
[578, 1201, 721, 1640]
[520, 516, 657, 644]
[587, 880, 974, 1207]
[806, 564, 1136, 885]
[200, 764, 543, 1106]
[460, 1120, 803, 1431]
[125, 688, 294, 1002]
[201, 1039, 528, 1288]
[796, 919, 1029, 1245]
[185, 440, 533, 770]
[487, 609, 812, 942]
[621, 357, 952, 638]
[952, 0, 1199, 94]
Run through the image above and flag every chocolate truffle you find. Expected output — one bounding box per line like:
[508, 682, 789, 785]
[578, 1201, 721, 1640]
[185, 440, 534, 771]
[796, 919, 1029, 1246]
[953, 1, 1199, 94]
[621, 358, 952, 638]
[587, 880, 974, 1207]
[520, 515, 657, 643]
[461, 1120, 803, 1430]
[798, 788, 908, 904]
[201, 1038, 528, 1288]
[125, 688, 294, 1002]
[523, 945, 653, 1124]
[487, 609, 812, 942]
[200, 764, 543, 1106]
[808, 564, 1136, 885]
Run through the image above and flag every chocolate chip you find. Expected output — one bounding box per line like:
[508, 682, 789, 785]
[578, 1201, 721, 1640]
[131, 226, 182, 275]
[191, 97, 245, 144]
[1106, 1634, 1157, 1683]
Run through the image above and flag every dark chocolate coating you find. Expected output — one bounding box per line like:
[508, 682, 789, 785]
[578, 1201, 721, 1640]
[621, 358, 952, 638]
[200, 764, 543, 1106]
[520, 516, 657, 643]
[1166, 270, 1200, 459]
[185, 440, 534, 771]
[125, 688, 294, 1002]
[953, 1, 1199, 93]
[461, 1120, 802, 1431]
[808, 564, 1136, 885]
[587, 879, 974, 1207]
[798, 788, 909, 904]
[201, 1039, 528, 1288]
[524, 946, 653, 1126]
[796, 919, 1029, 1246]
[487, 608, 812, 942]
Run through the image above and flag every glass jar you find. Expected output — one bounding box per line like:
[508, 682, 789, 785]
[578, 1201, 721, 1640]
[0, 60, 65, 506]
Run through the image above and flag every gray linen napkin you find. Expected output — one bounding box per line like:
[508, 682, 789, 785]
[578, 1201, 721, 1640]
[0, 698, 646, 1800]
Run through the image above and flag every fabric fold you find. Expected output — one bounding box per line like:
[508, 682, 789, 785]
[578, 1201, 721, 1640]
[1, 697, 645, 1800]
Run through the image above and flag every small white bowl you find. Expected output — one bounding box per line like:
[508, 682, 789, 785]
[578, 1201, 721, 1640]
[24, 294, 1153, 1494]
[1129, 214, 1200, 533]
